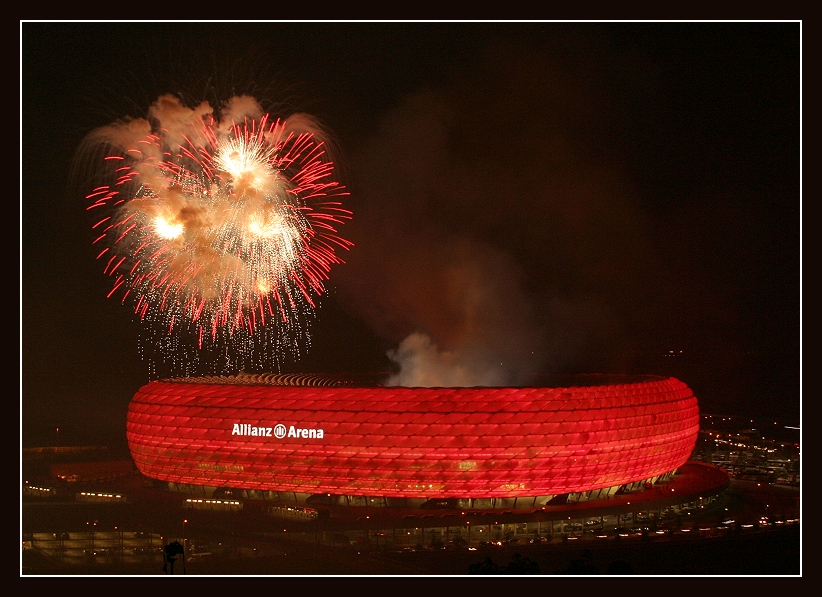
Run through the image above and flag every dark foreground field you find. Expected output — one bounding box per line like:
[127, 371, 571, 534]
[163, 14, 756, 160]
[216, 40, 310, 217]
[22, 523, 800, 577]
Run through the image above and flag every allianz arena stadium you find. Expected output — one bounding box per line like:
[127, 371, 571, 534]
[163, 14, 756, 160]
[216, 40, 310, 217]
[126, 373, 702, 510]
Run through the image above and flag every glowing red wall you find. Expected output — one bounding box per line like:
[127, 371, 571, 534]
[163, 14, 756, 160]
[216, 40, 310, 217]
[126, 376, 699, 498]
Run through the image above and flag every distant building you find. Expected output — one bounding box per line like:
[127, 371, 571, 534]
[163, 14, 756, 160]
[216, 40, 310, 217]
[49, 460, 135, 484]
[23, 446, 135, 484]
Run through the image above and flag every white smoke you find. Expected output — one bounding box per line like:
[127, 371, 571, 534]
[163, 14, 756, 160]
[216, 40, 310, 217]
[385, 332, 512, 387]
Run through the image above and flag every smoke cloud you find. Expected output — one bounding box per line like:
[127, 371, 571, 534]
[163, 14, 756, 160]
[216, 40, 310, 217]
[335, 33, 660, 387]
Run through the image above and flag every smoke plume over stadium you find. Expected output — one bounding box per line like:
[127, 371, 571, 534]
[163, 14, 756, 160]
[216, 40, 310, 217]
[336, 36, 661, 387]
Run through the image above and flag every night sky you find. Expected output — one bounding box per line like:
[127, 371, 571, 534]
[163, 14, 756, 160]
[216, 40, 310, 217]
[21, 21, 800, 447]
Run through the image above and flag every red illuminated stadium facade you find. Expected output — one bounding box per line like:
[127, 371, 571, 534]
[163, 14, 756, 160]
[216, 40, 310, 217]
[126, 373, 702, 511]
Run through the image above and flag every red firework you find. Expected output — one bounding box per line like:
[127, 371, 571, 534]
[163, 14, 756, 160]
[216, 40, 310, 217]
[84, 96, 353, 350]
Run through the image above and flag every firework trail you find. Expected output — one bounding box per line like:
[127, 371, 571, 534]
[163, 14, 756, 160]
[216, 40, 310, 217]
[77, 94, 353, 375]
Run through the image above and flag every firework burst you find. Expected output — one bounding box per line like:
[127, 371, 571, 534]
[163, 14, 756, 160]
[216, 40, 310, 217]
[80, 94, 353, 375]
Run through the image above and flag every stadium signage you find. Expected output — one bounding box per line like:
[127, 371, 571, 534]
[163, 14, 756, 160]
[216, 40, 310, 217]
[231, 423, 324, 439]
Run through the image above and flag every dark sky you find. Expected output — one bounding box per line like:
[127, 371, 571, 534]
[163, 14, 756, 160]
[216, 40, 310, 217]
[21, 21, 801, 446]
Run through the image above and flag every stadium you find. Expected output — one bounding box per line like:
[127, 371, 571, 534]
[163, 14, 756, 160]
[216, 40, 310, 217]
[126, 372, 708, 512]
[23, 372, 793, 572]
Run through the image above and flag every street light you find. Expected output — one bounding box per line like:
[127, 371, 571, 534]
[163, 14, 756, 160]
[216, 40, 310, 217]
[86, 520, 97, 552]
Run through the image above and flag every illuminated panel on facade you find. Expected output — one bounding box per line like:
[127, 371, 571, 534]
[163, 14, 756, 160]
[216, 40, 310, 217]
[126, 374, 700, 499]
